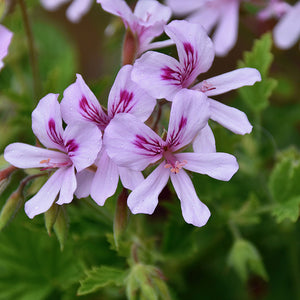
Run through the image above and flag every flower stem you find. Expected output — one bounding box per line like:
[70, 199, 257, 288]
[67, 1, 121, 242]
[19, 0, 40, 100]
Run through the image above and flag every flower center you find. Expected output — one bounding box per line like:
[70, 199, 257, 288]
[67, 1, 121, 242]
[39, 158, 71, 171]
[164, 160, 187, 174]
[197, 80, 216, 93]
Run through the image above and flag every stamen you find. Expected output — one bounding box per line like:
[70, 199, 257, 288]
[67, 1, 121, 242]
[198, 80, 216, 93]
[164, 160, 187, 174]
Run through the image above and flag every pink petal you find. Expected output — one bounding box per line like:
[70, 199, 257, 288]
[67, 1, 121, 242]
[171, 170, 210, 227]
[118, 167, 144, 190]
[165, 20, 215, 76]
[32, 93, 65, 151]
[193, 68, 261, 96]
[193, 124, 216, 153]
[104, 114, 164, 171]
[166, 0, 204, 15]
[90, 150, 119, 206]
[127, 163, 169, 214]
[63, 123, 102, 172]
[56, 166, 77, 205]
[212, 0, 239, 56]
[66, 0, 93, 22]
[167, 89, 209, 151]
[177, 152, 239, 181]
[0, 25, 13, 70]
[75, 169, 94, 198]
[4, 143, 69, 169]
[97, 0, 134, 28]
[24, 168, 65, 219]
[131, 51, 183, 100]
[170, 169, 210, 227]
[61, 74, 109, 130]
[107, 65, 156, 122]
[208, 98, 253, 135]
[274, 2, 300, 49]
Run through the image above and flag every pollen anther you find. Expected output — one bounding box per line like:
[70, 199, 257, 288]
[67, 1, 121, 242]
[164, 160, 187, 174]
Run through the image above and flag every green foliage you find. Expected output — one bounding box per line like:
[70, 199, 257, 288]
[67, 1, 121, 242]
[269, 153, 300, 222]
[228, 239, 268, 282]
[78, 266, 127, 295]
[0, 215, 82, 300]
[238, 33, 277, 112]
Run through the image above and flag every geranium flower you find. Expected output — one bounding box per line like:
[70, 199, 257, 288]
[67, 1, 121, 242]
[4, 94, 101, 218]
[273, 1, 300, 49]
[40, 0, 93, 23]
[0, 24, 13, 70]
[104, 89, 239, 227]
[61, 65, 156, 205]
[166, 0, 241, 56]
[132, 20, 261, 137]
[97, 0, 172, 55]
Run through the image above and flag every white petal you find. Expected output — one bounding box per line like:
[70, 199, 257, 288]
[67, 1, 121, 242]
[40, 0, 69, 11]
[166, 0, 204, 15]
[131, 51, 183, 101]
[24, 168, 65, 219]
[193, 68, 261, 97]
[61, 74, 108, 129]
[75, 169, 94, 198]
[170, 169, 210, 227]
[177, 152, 239, 181]
[4, 143, 69, 169]
[90, 151, 119, 206]
[167, 89, 209, 151]
[104, 114, 164, 170]
[118, 167, 144, 190]
[193, 124, 216, 153]
[165, 20, 215, 76]
[188, 6, 219, 33]
[128, 163, 169, 214]
[66, 0, 93, 22]
[63, 123, 102, 172]
[0, 25, 13, 71]
[274, 2, 300, 49]
[213, 0, 240, 56]
[97, 0, 134, 27]
[56, 166, 76, 204]
[107, 65, 156, 122]
[209, 98, 253, 135]
[32, 93, 65, 151]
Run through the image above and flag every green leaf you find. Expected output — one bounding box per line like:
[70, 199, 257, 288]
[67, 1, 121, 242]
[269, 155, 300, 222]
[228, 239, 268, 281]
[238, 33, 277, 112]
[44, 203, 59, 236]
[78, 266, 127, 295]
[272, 196, 300, 223]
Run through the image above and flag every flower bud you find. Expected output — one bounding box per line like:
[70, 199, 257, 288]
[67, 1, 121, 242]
[0, 187, 23, 230]
[122, 29, 138, 66]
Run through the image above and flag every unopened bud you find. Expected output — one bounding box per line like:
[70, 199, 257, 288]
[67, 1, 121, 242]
[114, 188, 129, 249]
[122, 29, 138, 66]
[53, 206, 69, 251]
[0, 187, 22, 230]
[44, 203, 59, 236]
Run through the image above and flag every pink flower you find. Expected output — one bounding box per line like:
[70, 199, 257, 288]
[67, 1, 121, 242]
[0, 25, 13, 70]
[166, 0, 241, 56]
[97, 0, 172, 55]
[273, 1, 300, 49]
[40, 0, 93, 23]
[131, 20, 261, 137]
[258, 0, 291, 21]
[104, 89, 239, 227]
[61, 65, 156, 205]
[4, 94, 101, 218]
